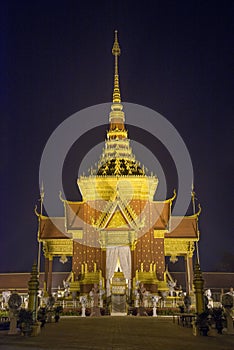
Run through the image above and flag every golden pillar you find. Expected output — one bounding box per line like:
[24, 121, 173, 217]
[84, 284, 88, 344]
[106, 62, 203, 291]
[47, 255, 53, 296]
[28, 262, 39, 322]
[185, 254, 194, 294]
[44, 257, 49, 295]
[193, 262, 205, 314]
[101, 249, 106, 280]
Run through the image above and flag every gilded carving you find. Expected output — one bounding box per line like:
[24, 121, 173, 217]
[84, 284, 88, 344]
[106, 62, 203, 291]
[42, 239, 73, 256]
[69, 230, 83, 239]
[164, 238, 196, 258]
[154, 230, 165, 238]
[99, 230, 137, 248]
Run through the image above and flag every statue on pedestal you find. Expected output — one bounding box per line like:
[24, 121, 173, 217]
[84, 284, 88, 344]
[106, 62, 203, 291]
[204, 289, 213, 308]
[168, 280, 177, 297]
[137, 283, 148, 316]
[89, 284, 101, 317]
[8, 292, 22, 335]
[79, 296, 87, 317]
[152, 296, 160, 317]
[99, 282, 105, 308]
[222, 291, 234, 335]
[183, 293, 191, 313]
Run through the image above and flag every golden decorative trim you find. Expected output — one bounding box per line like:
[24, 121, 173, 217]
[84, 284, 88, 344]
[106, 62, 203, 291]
[80, 270, 103, 285]
[67, 230, 83, 239]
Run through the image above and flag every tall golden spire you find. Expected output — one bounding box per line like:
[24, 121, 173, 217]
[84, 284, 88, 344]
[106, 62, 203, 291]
[112, 30, 121, 103]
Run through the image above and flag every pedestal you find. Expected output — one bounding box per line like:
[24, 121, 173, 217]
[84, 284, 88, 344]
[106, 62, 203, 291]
[226, 308, 234, 335]
[31, 322, 41, 336]
[137, 306, 148, 316]
[90, 306, 101, 317]
[153, 306, 157, 317]
[111, 294, 127, 315]
[8, 313, 18, 335]
[81, 306, 86, 317]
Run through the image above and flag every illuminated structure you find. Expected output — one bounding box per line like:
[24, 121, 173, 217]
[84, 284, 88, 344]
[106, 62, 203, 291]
[36, 32, 201, 301]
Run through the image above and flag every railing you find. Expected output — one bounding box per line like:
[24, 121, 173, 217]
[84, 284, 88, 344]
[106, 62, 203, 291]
[53, 296, 184, 310]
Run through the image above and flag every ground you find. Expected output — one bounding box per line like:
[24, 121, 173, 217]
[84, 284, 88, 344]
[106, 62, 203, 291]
[1, 316, 234, 350]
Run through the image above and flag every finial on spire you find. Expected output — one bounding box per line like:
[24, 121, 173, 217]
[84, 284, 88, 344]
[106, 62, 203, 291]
[40, 181, 44, 197]
[191, 182, 196, 214]
[112, 30, 121, 58]
[112, 30, 121, 103]
[40, 181, 45, 215]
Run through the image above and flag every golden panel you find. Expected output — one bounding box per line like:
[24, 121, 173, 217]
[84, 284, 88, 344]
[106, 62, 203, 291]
[78, 176, 158, 201]
[154, 230, 165, 238]
[80, 270, 103, 285]
[69, 281, 80, 292]
[68, 230, 83, 239]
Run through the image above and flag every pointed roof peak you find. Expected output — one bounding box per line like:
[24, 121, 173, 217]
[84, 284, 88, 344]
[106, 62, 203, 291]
[112, 30, 121, 103]
[112, 30, 121, 57]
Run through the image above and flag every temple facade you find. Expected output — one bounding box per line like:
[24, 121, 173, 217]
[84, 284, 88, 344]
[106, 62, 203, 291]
[36, 32, 201, 302]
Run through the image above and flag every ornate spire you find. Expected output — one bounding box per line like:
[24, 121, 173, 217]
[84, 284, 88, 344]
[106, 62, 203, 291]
[191, 183, 201, 265]
[112, 30, 121, 103]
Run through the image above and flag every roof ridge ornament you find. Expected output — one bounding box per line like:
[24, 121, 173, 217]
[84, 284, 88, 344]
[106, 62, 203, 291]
[112, 30, 121, 103]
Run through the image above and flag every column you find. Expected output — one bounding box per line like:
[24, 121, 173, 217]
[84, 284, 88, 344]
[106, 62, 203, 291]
[28, 263, 39, 322]
[44, 257, 49, 295]
[101, 250, 106, 279]
[193, 262, 205, 314]
[47, 255, 53, 296]
[185, 254, 194, 294]
[131, 249, 135, 281]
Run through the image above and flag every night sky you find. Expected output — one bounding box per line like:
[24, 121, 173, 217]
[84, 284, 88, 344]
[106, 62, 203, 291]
[1, 1, 233, 273]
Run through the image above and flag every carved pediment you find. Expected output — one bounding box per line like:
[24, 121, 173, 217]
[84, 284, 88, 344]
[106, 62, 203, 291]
[93, 195, 141, 231]
[106, 210, 129, 229]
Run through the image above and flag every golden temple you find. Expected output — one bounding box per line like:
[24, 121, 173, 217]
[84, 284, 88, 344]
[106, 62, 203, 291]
[36, 31, 201, 305]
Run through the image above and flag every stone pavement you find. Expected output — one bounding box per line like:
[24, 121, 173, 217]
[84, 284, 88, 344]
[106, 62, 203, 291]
[0, 316, 234, 350]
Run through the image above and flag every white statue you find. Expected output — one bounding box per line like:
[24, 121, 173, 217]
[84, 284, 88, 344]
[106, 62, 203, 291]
[99, 286, 105, 308]
[168, 280, 177, 297]
[2, 291, 11, 307]
[135, 291, 140, 308]
[79, 296, 87, 317]
[152, 296, 160, 317]
[205, 289, 213, 308]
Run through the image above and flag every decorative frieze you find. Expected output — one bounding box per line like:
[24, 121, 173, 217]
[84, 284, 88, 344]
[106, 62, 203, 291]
[99, 230, 137, 248]
[164, 238, 196, 258]
[43, 239, 73, 257]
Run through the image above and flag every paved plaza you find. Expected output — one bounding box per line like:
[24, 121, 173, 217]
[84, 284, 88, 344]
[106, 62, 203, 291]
[1, 316, 234, 350]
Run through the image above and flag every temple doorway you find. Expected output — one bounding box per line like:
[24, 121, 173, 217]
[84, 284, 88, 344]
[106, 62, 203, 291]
[106, 246, 131, 315]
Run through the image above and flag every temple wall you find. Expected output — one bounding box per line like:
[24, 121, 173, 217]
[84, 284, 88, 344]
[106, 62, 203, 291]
[135, 231, 165, 280]
[72, 241, 102, 279]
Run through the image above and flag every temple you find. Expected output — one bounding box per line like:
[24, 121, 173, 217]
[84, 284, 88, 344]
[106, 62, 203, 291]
[36, 31, 201, 306]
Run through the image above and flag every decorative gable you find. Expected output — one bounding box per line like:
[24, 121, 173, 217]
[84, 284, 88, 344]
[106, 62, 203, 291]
[106, 209, 130, 229]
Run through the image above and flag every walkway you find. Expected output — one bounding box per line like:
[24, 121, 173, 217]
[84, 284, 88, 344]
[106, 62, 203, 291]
[1, 316, 234, 350]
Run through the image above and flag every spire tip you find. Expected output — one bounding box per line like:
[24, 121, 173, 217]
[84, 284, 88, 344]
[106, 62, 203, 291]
[112, 30, 121, 56]
[112, 30, 121, 103]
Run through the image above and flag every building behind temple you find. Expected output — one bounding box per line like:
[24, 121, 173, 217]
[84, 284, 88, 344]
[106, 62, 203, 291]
[36, 32, 201, 306]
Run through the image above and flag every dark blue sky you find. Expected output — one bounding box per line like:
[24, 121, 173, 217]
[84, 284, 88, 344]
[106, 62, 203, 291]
[1, 1, 233, 272]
